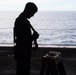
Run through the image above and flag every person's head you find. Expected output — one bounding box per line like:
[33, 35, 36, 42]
[23, 2, 38, 18]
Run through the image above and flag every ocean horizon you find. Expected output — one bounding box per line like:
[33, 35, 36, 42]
[0, 11, 76, 46]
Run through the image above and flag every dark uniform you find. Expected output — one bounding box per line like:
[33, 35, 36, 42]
[14, 13, 32, 75]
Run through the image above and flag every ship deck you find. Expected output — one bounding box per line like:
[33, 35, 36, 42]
[0, 45, 76, 75]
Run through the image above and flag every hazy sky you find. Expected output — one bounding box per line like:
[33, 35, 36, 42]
[0, 0, 76, 11]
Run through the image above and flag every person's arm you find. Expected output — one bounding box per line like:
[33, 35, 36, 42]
[32, 31, 39, 51]
[31, 31, 39, 41]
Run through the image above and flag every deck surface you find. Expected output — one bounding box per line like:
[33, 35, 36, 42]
[0, 46, 76, 75]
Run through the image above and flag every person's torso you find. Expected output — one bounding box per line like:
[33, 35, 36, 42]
[14, 14, 32, 47]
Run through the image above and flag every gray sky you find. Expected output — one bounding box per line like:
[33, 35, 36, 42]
[0, 0, 76, 11]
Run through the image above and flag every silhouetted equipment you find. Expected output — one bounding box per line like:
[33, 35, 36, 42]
[40, 51, 67, 75]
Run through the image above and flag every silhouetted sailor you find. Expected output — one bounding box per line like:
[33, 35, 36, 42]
[14, 2, 39, 75]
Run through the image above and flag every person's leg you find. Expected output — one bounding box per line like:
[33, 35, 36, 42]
[16, 59, 31, 75]
[16, 61, 22, 75]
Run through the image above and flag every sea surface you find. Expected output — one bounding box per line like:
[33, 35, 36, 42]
[0, 11, 76, 46]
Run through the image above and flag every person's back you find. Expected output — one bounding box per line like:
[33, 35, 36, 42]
[15, 13, 32, 46]
[14, 13, 32, 60]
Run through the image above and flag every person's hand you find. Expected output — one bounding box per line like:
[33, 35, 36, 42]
[33, 31, 39, 40]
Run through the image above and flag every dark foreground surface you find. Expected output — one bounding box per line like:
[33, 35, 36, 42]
[0, 46, 76, 75]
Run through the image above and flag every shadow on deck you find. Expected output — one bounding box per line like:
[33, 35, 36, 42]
[0, 46, 76, 75]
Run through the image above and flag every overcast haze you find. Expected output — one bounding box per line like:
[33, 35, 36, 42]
[0, 0, 76, 11]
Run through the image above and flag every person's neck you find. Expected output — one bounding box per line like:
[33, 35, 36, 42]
[21, 12, 31, 19]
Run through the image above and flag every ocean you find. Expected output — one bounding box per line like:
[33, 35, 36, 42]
[0, 11, 76, 46]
